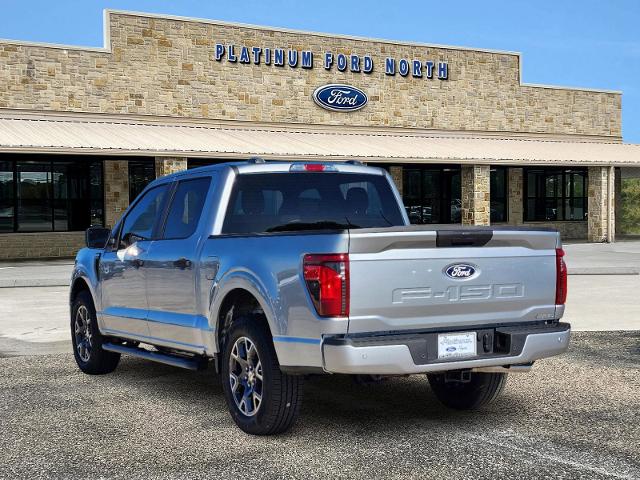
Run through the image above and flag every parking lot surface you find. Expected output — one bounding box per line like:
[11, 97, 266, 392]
[1, 332, 638, 480]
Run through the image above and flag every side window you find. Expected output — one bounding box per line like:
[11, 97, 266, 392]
[119, 184, 169, 248]
[163, 177, 211, 239]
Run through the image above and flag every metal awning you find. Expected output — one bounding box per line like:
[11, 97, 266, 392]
[0, 112, 639, 166]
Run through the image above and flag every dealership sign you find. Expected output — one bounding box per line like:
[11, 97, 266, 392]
[313, 84, 368, 112]
[214, 43, 449, 80]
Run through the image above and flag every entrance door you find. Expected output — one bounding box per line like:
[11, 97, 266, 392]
[144, 176, 213, 352]
[99, 183, 170, 339]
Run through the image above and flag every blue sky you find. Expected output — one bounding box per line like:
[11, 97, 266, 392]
[1, 0, 638, 142]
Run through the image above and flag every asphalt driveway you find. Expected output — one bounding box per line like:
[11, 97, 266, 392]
[1, 332, 638, 480]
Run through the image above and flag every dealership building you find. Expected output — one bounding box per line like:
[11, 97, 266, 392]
[0, 10, 639, 259]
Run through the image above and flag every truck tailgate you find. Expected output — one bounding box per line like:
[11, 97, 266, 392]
[347, 226, 560, 334]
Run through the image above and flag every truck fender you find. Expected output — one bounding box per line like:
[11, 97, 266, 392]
[209, 268, 280, 354]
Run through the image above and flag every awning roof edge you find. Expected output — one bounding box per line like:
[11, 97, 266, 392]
[0, 116, 638, 167]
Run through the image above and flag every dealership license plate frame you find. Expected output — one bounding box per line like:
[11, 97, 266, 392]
[437, 331, 477, 360]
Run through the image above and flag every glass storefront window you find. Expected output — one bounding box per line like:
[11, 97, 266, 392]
[17, 162, 52, 232]
[0, 156, 105, 233]
[128, 160, 156, 202]
[391, 165, 461, 224]
[490, 167, 508, 223]
[0, 161, 14, 232]
[524, 168, 588, 221]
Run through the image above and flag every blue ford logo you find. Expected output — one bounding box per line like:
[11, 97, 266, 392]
[446, 346, 457, 352]
[312, 84, 368, 112]
[445, 264, 477, 279]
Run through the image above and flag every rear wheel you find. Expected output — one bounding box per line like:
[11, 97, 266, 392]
[427, 371, 507, 410]
[71, 291, 120, 375]
[221, 315, 302, 435]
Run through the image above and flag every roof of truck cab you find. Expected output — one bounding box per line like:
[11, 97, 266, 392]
[152, 160, 387, 184]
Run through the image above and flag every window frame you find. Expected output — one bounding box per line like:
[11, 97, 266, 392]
[158, 176, 212, 241]
[523, 167, 588, 222]
[490, 166, 508, 223]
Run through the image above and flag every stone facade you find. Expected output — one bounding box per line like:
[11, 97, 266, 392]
[155, 156, 188, 177]
[0, 232, 85, 260]
[461, 165, 490, 226]
[587, 166, 615, 242]
[0, 11, 626, 258]
[0, 11, 621, 138]
[507, 167, 524, 226]
[104, 160, 130, 228]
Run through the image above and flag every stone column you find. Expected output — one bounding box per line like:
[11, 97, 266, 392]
[461, 165, 490, 226]
[389, 166, 403, 196]
[587, 166, 615, 242]
[507, 167, 524, 225]
[104, 160, 129, 228]
[615, 167, 622, 238]
[155, 156, 188, 177]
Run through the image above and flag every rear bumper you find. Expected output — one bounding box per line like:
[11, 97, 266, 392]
[322, 322, 571, 375]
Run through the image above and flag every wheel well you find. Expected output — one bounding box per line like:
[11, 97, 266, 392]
[70, 278, 91, 303]
[217, 288, 268, 351]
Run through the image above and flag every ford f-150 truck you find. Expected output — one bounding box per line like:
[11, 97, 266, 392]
[70, 159, 570, 435]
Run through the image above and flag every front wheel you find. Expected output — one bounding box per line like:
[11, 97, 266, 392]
[71, 291, 120, 375]
[427, 371, 507, 410]
[221, 315, 302, 435]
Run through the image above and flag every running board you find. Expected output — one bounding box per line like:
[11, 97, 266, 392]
[102, 342, 206, 371]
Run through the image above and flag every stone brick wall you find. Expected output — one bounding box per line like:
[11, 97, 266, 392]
[0, 232, 85, 259]
[588, 166, 615, 242]
[155, 156, 187, 177]
[389, 166, 403, 196]
[104, 160, 130, 228]
[461, 165, 490, 226]
[0, 11, 621, 138]
[507, 167, 524, 225]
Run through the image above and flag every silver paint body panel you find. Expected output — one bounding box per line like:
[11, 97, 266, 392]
[71, 161, 568, 373]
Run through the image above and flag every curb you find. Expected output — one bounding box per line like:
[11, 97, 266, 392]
[0, 279, 70, 288]
[568, 267, 640, 276]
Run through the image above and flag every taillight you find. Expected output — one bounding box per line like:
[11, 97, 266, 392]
[555, 248, 567, 305]
[303, 254, 349, 317]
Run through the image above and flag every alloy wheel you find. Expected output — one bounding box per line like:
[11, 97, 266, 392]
[228, 336, 263, 417]
[74, 305, 92, 363]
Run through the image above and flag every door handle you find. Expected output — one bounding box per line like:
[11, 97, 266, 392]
[173, 257, 192, 269]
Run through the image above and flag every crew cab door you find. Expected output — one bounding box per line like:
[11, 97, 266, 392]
[99, 183, 170, 339]
[144, 176, 213, 352]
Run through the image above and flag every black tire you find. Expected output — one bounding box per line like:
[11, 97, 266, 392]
[221, 315, 302, 435]
[71, 290, 120, 375]
[427, 371, 507, 410]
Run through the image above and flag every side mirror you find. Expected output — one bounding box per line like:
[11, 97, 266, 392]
[85, 226, 111, 249]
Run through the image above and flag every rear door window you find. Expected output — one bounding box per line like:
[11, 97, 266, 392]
[162, 177, 211, 239]
[222, 172, 405, 234]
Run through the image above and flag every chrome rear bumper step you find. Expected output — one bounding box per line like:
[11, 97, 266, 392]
[102, 342, 206, 371]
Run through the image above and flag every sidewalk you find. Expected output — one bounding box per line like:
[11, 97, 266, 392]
[0, 259, 73, 287]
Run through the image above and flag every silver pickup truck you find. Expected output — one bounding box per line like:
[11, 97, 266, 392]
[71, 160, 570, 435]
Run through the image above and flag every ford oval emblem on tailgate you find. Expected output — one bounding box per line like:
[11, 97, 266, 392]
[312, 84, 368, 112]
[444, 263, 477, 279]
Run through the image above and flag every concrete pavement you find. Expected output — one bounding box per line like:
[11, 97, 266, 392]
[0, 332, 638, 479]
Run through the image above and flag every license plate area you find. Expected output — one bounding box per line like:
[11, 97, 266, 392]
[437, 331, 477, 360]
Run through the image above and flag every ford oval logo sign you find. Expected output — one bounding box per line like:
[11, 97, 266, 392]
[445, 264, 477, 280]
[312, 84, 368, 112]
